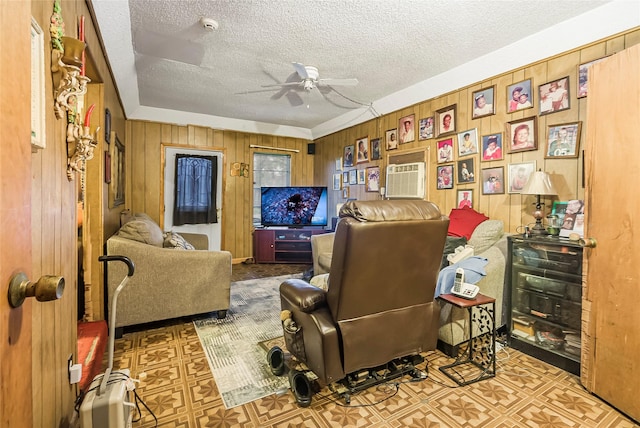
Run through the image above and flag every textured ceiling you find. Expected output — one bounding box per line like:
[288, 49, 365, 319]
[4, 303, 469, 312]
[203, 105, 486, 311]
[91, 0, 632, 138]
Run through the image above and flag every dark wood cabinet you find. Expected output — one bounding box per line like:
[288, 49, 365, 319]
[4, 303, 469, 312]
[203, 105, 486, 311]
[507, 235, 583, 375]
[253, 228, 326, 263]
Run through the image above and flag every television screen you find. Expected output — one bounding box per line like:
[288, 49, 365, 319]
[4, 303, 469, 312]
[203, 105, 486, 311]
[261, 187, 328, 227]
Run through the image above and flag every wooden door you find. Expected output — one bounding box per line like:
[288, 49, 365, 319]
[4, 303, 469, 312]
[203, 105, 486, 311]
[582, 44, 640, 422]
[0, 0, 33, 426]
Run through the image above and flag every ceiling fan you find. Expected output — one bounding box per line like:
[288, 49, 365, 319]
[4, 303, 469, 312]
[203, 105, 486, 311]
[263, 62, 358, 92]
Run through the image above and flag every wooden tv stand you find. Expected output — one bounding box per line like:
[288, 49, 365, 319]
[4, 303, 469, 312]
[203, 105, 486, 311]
[253, 228, 326, 263]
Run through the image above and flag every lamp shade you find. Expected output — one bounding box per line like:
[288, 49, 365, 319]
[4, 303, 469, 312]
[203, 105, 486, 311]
[521, 170, 557, 196]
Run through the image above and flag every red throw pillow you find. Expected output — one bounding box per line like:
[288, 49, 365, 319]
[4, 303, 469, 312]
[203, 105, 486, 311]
[448, 207, 489, 240]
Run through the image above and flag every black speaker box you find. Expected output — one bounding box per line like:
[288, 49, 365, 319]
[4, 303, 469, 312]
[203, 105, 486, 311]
[307, 143, 315, 154]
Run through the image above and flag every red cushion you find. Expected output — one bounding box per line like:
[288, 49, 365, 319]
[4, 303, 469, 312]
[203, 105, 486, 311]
[447, 207, 489, 240]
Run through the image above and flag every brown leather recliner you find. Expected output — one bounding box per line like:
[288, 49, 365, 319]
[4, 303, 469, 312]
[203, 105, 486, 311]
[278, 200, 449, 401]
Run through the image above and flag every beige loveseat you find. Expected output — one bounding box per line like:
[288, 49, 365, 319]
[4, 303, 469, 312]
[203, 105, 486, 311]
[105, 213, 231, 331]
[311, 218, 508, 357]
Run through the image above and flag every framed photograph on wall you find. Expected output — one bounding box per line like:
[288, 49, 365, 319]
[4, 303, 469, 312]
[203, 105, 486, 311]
[436, 165, 454, 190]
[481, 133, 503, 161]
[366, 166, 380, 192]
[506, 116, 537, 153]
[348, 169, 357, 185]
[435, 104, 456, 137]
[343, 186, 350, 199]
[398, 114, 415, 144]
[386, 128, 398, 150]
[472, 86, 495, 119]
[578, 57, 608, 98]
[456, 189, 473, 209]
[545, 122, 582, 158]
[342, 171, 349, 185]
[356, 136, 369, 163]
[437, 138, 454, 163]
[507, 160, 536, 193]
[457, 158, 475, 184]
[507, 79, 533, 113]
[419, 117, 434, 140]
[370, 138, 382, 160]
[481, 166, 505, 195]
[333, 173, 342, 191]
[335, 157, 342, 171]
[104, 108, 111, 144]
[109, 132, 125, 207]
[539, 76, 570, 115]
[357, 169, 366, 184]
[457, 128, 479, 157]
[343, 145, 355, 167]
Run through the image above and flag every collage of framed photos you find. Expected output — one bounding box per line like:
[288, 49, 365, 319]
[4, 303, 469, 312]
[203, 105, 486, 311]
[428, 58, 601, 205]
[334, 135, 382, 199]
[332, 57, 601, 204]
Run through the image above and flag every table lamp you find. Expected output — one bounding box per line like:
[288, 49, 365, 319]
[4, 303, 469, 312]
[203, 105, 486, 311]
[521, 170, 558, 235]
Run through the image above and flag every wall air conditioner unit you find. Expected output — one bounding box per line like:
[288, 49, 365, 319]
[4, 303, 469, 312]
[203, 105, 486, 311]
[385, 162, 426, 199]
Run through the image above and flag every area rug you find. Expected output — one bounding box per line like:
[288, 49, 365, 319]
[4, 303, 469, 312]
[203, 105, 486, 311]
[193, 274, 301, 409]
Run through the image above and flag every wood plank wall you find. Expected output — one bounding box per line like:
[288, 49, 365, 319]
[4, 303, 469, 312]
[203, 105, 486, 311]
[314, 28, 640, 233]
[124, 121, 313, 260]
[26, 0, 127, 425]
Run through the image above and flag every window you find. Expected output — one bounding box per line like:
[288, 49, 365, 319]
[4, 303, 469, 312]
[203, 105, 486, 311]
[174, 154, 218, 225]
[253, 153, 291, 224]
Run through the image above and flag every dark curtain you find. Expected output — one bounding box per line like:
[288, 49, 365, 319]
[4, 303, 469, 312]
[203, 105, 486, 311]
[173, 154, 218, 225]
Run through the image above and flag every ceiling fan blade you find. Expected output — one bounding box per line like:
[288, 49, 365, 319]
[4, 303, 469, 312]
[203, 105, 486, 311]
[318, 78, 359, 86]
[292, 62, 309, 79]
[261, 82, 302, 89]
[285, 91, 304, 107]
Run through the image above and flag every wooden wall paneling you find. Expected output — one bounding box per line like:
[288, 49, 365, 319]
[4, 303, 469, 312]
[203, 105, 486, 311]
[84, 84, 105, 320]
[129, 121, 147, 215]
[145, 122, 162, 222]
[625, 29, 640, 47]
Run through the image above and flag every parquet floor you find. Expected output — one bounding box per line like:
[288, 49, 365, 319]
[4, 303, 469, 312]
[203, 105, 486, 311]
[105, 262, 638, 427]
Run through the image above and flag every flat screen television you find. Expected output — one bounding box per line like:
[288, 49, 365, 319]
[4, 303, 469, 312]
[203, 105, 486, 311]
[261, 186, 328, 227]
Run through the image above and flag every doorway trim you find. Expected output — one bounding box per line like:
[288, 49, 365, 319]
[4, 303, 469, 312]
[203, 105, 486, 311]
[160, 143, 227, 249]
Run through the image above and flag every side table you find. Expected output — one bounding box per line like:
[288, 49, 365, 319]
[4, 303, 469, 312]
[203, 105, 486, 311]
[437, 293, 496, 386]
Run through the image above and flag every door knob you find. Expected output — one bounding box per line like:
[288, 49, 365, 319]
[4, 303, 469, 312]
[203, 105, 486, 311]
[8, 272, 65, 308]
[579, 237, 597, 248]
